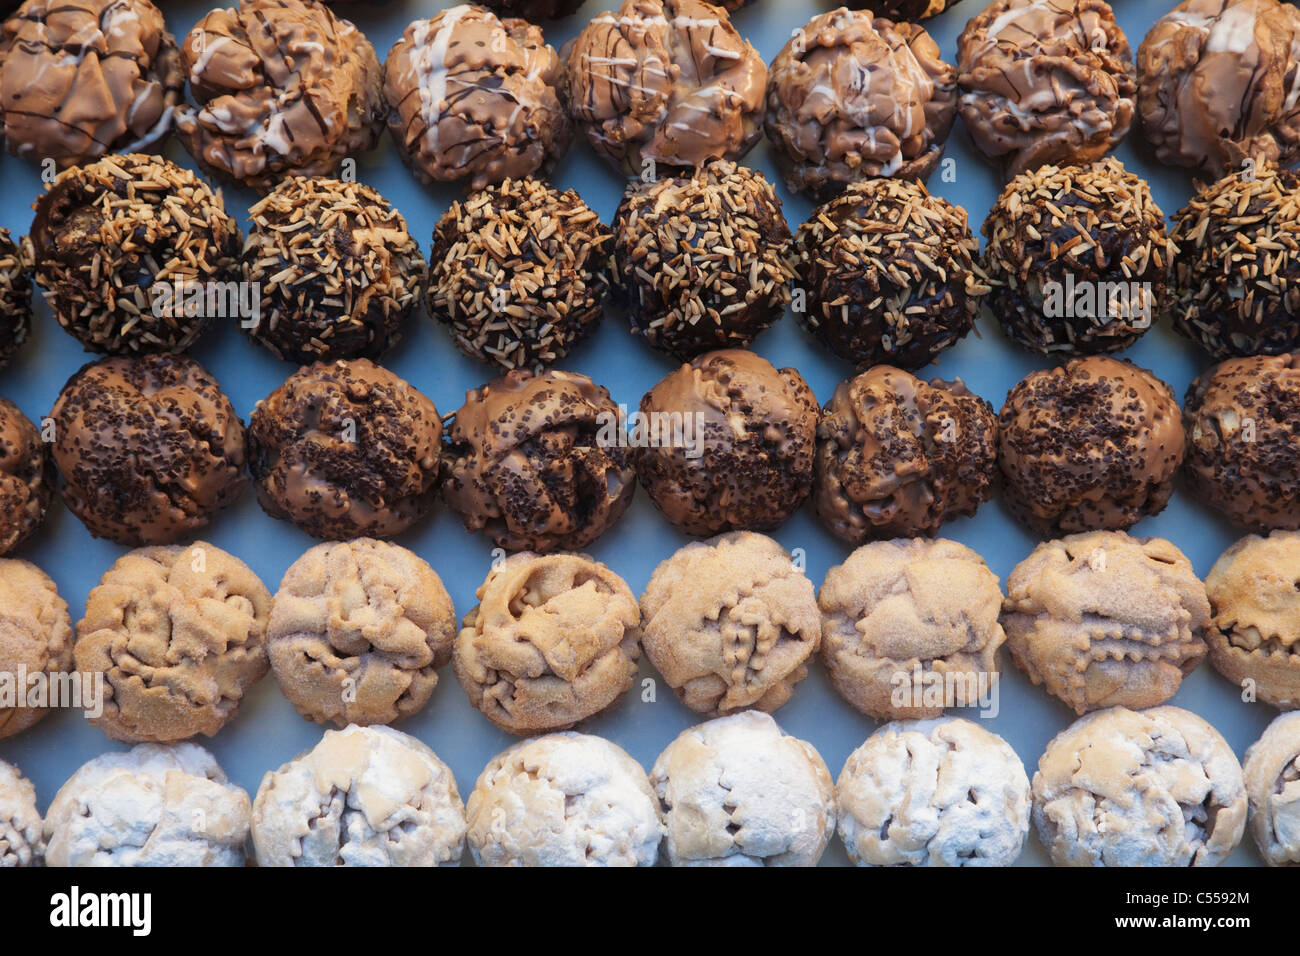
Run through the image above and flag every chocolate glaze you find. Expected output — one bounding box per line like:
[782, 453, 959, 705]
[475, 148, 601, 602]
[0, 399, 51, 555]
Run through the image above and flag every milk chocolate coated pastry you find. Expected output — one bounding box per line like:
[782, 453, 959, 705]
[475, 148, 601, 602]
[28, 154, 241, 355]
[0, 0, 182, 167]
[442, 369, 635, 553]
[765, 9, 957, 199]
[428, 179, 611, 372]
[253, 725, 466, 866]
[998, 356, 1184, 535]
[268, 539, 456, 727]
[838, 718, 1030, 867]
[637, 350, 818, 537]
[44, 743, 252, 867]
[0, 400, 51, 555]
[0, 760, 42, 866]
[1004, 531, 1210, 714]
[50, 355, 247, 545]
[957, 0, 1136, 177]
[455, 552, 639, 734]
[384, 7, 571, 191]
[1243, 712, 1300, 865]
[982, 158, 1172, 355]
[0, 229, 30, 367]
[249, 359, 442, 540]
[640, 532, 820, 716]
[1183, 353, 1300, 530]
[564, 0, 766, 175]
[815, 367, 997, 544]
[0, 559, 72, 740]
[1033, 706, 1247, 866]
[175, 0, 384, 190]
[76, 542, 271, 743]
[795, 178, 988, 370]
[650, 712, 835, 867]
[820, 539, 1006, 721]
[242, 177, 426, 364]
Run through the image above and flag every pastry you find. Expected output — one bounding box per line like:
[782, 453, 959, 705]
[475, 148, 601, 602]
[0, 759, 42, 867]
[477, 0, 585, 18]
[1242, 712, 1300, 865]
[0, 228, 30, 367]
[0, 399, 52, 555]
[0, 559, 72, 740]
[860, 0, 958, 15]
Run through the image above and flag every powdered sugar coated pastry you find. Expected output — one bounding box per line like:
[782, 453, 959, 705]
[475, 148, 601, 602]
[0, 759, 42, 866]
[1242, 712, 1300, 865]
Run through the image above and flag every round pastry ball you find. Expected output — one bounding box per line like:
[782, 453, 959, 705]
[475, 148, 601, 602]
[998, 356, 1184, 536]
[442, 368, 636, 552]
[175, 0, 384, 190]
[640, 532, 821, 716]
[612, 161, 795, 359]
[76, 542, 271, 743]
[838, 718, 1030, 867]
[248, 359, 442, 540]
[794, 178, 988, 370]
[1169, 161, 1300, 359]
[982, 157, 1173, 355]
[0, 759, 42, 867]
[637, 350, 818, 537]
[1243, 712, 1300, 865]
[1033, 706, 1247, 866]
[765, 9, 957, 199]
[957, 0, 1136, 177]
[1205, 531, 1300, 709]
[1183, 353, 1300, 530]
[253, 725, 466, 867]
[564, 0, 766, 176]
[43, 743, 252, 867]
[384, 7, 571, 191]
[0, 399, 52, 555]
[466, 733, 664, 867]
[242, 177, 426, 364]
[1005, 531, 1210, 714]
[50, 354, 247, 545]
[0, 228, 31, 367]
[268, 539, 456, 727]
[820, 539, 1005, 721]
[0, 559, 72, 740]
[814, 366, 997, 543]
[28, 154, 242, 355]
[0, 0, 182, 167]
[650, 712, 835, 867]
[454, 552, 639, 734]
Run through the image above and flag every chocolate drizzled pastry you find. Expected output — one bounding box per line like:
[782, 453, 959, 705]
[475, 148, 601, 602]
[794, 177, 988, 371]
[27, 154, 241, 356]
[815, 366, 998, 544]
[998, 356, 1185, 536]
[49, 354, 248, 545]
[0, 400, 51, 555]
[0, 229, 30, 367]
[1169, 161, 1300, 359]
[982, 157, 1173, 355]
[248, 359, 441, 540]
[428, 179, 611, 372]
[442, 369, 635, 553]
[242, 177, 426, 364]
[175, 0, 384, 190]
[611, 160, 794, 359]
[384, 6, 571, 191]
[0, 0, 182, 167]
[637, 350, 818, 537]
[564, 0, 766, 175]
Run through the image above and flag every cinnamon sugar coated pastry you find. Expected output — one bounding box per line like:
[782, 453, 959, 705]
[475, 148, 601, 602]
[564, 0, 766, 175]
[639, 532, 821, 716]
[1033, 706, 1247, 866]
[43, 743, 252, 867]
[765, 9, 957, 199]
[175, 0, 384, 189]
[650, 712, 835, 866]
[0, 400, 51, 555]
[0, 228, 31, 367]
[75, 542, 271, 743]
[454, 552, 639, 734]
[1243, 712, 1300, 865]
[819, 539, 1005, 720]
[814, 367, 998, 543]
[268, 539, 456, 727]
[0, 559, 72, 740]
[466, 733, 664, 866]
[442, 369, 635, 553]
[1004, 532, 1210, 714]
[838, 718, 1030, 866]
[383, 6, 571, 191]
[252, 725, 466, 866]
[0, 759, 42, 866]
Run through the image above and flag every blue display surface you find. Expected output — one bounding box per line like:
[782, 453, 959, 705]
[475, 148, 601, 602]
[0, 0, 1275, 866]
